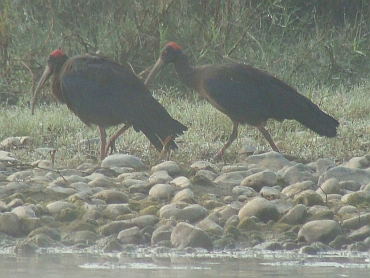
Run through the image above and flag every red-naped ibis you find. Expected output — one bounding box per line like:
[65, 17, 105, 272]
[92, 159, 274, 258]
[32, 49, 187, 160]
[145, 42, 339, 160]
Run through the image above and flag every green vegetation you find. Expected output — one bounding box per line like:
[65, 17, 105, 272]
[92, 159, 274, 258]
[1, 0, 370, 166]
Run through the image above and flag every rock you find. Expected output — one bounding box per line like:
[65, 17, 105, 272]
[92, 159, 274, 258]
[214, 171, 252, 187]
[130, 215, 159, 228]
[214, 204, 241, 219]
[0, 212, 22, 237]
[170, 222, 213, 251]
[70, 182, 93, 194]
[347, 242, 369, 252]
[337, 205, 357, 216]
[101, 154, 145, 170]
[92, 190, 129, 204]
[348, 225, 370, 241]
[149, 183, 175, 199]
[11, 206, 36, 219]
[297, 220, 342, 244]
[174, 204, 208, 222]
[46, 201, 76, 216]
[279, 204, 307, 225]
[282, 163, 317, 185]
[240, 170, 277, 191]
[238, 197, 279, 223]
[253, 241, 284, 251]
[329, 235, 354, 250]
[341, 191, 370, 205]
[306, 205, 334, 221]
[340, 180, 362, 191]
[170, 176, 192, 188]
[192, 170, 217, 186]
[308, 158, 336, 176]
[172, 188, 195, 203]
[294, 190, 324, 206]
[103, 204, 131, 219]
[99, 220, 135, 236]
[260, 186, 281, 199]
[244, 151, 291, 172]
[7, 171, 32, 182]
[117, 227, 143, 244]
[281, 181, 316, 198]
[151, 225, 173, 246]
[196, 217, 223, 236]
[151, 161, 181, 176]
[63, 230, 100, 246]
[319, 166, 370, 186]
[148, 170, 172, 185]
[344, 155, 370, 169]
[190, 161, 219, 173]
[341, 213, 370, 230]
[159, 204, 181, 219]
[232, 186, 257, 197]
[88, 177, 114, 188]
[316, 178, 343, 195]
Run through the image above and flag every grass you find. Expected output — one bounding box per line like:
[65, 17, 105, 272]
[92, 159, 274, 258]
[1, 1, 370, 167]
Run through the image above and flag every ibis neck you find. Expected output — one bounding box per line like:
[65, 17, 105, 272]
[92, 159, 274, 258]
[173, 54, 199, 90]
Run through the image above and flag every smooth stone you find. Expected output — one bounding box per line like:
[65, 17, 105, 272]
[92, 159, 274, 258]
[214, 171, 252, 187]
[170, 222, 213, 251]
[11, 206, 36, 219]
[341, 213, 370, 230]
[99, 220, 135, 236]
[244, 151, 291, 172]
[88, 177, 114, 188]
[316, 178, 344, 195]
[151, 225, 174, 245]
[344, 155, 370, 169]
[306, 205, 334, 221]
[69, 182, 93, 194]
[172, 188, 195, 203]
[151, 161, 181, 176]
[337, 205, 357, 215]
[329, 235, 354, 250]
[279, 204, 307, 225]
[0, 212, 22, 237]
[297, 220, 342, 244]
[46, 201, 76, 216]
[319, 166, 370, 186]
[55, 175, 86, 184]
[196, 218, 223, 236]
[232, 186, 258, 197]
[341, 191, 370, 205]
[307, 158, 336, 176]
[238, 197, 279, 223]
[103, 204, 131, 219]
[294, 190, 324, 206]
[159, 204, 181, 219]
[6, 171, 32, 182]
[193, 170, 217, 185]
[130, 215, 159, 229]
[260, 186, 281, 199]
[63, 230, 100, 246]
[148, 170, 172, 185]
[348, 225, 370, 241]
[173, 204, 208, 222]
[59, 169, 83, 177]
[221, 165, 249, 173]
[214, 204, 241, 219]
[340, 180, 362, 191]
[170, 176, 192, 188]
[282, 164, 317, 184]
[117, 226, 143, 244]
[190, 161, 219, 173]
[281, 181, 316, 198]
[253, 241, 284, 251]
[149, 183, 175, 199]
[3, 182, 30, 193]
[101, 154, 145, 170]
[6, 198, 24, 209]
[240, 170, 277, 191]
[92, 190, 129, 204]
[45, 184, 77, 196]
[362, 183, 370, 191]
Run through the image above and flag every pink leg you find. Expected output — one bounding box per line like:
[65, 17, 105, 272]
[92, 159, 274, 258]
[214, 122, 239, 160]
[256, 125, 280, 152]
[104, 124, 132, 156]
[98, 126, 107, 160]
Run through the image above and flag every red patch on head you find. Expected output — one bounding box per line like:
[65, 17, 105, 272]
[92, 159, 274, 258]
[166, 42, 182, 50]
[50, 49, 65, 58]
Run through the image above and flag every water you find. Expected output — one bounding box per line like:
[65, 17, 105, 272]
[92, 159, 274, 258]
[1, 249, 369, 278]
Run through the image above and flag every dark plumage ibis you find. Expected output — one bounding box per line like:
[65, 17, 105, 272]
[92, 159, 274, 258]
[32, 49, 187, 160]
[145, 42, 339, 160]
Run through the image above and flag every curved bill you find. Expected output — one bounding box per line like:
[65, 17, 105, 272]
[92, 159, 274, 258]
[144, 57, 164, 86]
[31, 65, 52, 115]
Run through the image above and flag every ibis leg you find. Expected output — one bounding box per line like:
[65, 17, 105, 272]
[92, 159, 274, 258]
[256, 125, 280, 152]
[214, 121, 239, 160]
[105, 124, 132, 156]
[98, 126, 107, 160]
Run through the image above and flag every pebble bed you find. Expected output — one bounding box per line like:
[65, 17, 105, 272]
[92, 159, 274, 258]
[1, 149, 370, 255]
